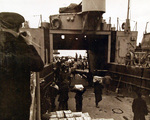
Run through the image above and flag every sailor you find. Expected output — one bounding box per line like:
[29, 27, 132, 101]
[0, 12, 44, 120]
[132, 92, 148, 120]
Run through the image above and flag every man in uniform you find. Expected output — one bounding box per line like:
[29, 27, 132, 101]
[0, 12, 44, 120]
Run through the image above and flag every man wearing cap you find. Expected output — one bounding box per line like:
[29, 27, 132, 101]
[0, 12, 44, 120]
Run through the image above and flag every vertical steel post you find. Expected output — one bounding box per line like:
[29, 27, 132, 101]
[108, 34, 111, 63]
[50, 33, 53, 63]
[36, 72, 41, 120]
[117, 17, 119, 31]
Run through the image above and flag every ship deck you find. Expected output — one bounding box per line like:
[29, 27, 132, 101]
[45, 73, 150, 120]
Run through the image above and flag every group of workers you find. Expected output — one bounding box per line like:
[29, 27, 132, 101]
[41, 59, 87, 114]
[41, 58, 112, 113]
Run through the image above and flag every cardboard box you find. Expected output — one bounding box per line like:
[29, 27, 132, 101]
[93, 76, 103, 83]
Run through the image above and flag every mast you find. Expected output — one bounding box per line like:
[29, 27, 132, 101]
[125, 0, 131, 33]
[145, 22, 149, 33]
[40, 14, 42, 27]
[127, 0, 130, 19]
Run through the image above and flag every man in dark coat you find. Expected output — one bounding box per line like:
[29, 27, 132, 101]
[58, 81, 69, 110]
[94, 81, 104, 108]
[0, 12, 44, 120]
[132, 92, 148, 120]
[71, 85, 86, 112]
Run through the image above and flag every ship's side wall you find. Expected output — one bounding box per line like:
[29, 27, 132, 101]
[107, 63, 150, 91]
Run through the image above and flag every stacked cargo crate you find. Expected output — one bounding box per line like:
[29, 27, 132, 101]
[49, 110, 91, 120]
